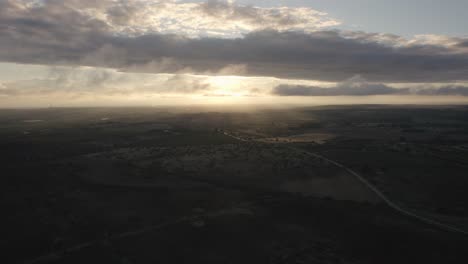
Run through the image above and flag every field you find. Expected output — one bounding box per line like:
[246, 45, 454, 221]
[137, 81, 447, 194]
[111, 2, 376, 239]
[1, 106, 468, 264]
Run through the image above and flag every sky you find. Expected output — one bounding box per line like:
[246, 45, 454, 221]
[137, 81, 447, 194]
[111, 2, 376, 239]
[1, 0, 468, 107]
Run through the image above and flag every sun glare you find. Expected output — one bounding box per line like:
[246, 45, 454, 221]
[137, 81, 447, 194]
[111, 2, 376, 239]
[207, 76, 245, 95]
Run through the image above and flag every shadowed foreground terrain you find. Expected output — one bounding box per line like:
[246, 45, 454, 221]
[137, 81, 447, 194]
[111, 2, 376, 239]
[1, 105, 468, 264]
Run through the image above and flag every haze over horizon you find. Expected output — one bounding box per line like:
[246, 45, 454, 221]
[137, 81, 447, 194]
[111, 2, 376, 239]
[2, 0, 468, 107]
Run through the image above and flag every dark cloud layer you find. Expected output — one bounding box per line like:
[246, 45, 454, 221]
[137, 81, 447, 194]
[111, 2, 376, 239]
[1, 0, 468, 83]
[272, 82, 468, 97]
[416, 85, 468, 96]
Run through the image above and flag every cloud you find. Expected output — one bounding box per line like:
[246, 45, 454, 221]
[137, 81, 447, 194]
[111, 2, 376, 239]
[1, 1, 468, 83]
[123, 57, 247, 76]
[457, 40, 468, 48]
[0, 66, 214, 97]
[109, 0, 338, 37]
[0, 0, 337, 38]
[149, 74, 211, 94]
[414, 85, 468, 96]
[273, 84, 400, 96]
[0, 82, 7, 96]
[272, 76, 468, 97]
[0, 66, 126, 96]
[3, 28, 468, 83]
[196, 0, 339, 35]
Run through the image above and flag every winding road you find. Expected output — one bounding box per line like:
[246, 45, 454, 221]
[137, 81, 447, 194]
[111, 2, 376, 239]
[222, 131, 468, 237]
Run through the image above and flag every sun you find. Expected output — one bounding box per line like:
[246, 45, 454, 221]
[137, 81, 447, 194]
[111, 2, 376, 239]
[207, 76, 246, 96]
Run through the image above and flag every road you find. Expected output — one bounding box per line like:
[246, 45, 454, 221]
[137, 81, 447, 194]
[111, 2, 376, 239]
[222, 131, 468, 237]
